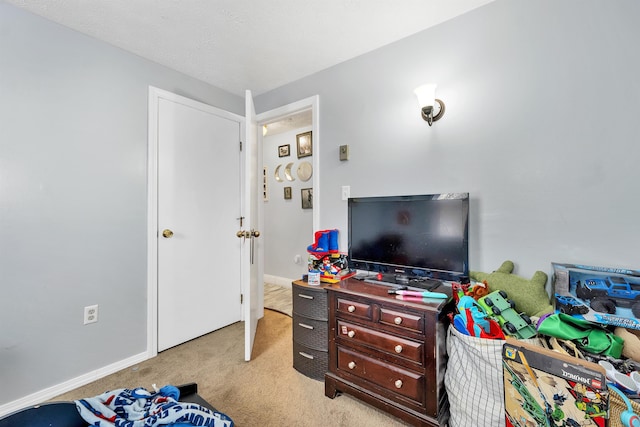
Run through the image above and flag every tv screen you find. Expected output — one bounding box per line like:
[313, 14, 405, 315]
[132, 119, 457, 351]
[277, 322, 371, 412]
[348, 193, 469, 284]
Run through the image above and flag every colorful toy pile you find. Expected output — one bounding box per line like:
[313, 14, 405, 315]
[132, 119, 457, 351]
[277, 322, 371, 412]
[451, 283, 535, 340]
[306, 229, 355, 283]
[453, 261, 640, 426]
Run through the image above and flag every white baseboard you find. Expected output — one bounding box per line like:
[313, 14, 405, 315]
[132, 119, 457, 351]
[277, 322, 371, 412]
[0, 351, 150, 417]
[263, 274, 295, 288]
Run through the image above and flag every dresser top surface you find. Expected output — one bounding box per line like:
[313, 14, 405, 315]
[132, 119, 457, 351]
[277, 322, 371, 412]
[292, 280, 332, 290]
[325, 278, 453, 311]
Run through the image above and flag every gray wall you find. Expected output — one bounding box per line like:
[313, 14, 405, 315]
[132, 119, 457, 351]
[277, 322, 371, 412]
[263, 127, 314, 282]
[3, 0, 640, 410]
[0, 3, 243, 406]
[256, 0, 640, 281]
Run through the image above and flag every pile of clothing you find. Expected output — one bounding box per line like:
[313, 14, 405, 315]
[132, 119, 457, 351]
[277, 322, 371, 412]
[75, 385, 234, 427]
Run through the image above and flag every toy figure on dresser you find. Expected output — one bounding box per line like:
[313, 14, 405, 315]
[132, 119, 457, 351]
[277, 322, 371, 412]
[306, 229, 355, 283]
[322, 256, 341, 275]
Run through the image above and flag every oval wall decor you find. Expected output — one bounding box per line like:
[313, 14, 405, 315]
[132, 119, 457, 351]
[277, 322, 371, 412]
[297, 161, 313, 182]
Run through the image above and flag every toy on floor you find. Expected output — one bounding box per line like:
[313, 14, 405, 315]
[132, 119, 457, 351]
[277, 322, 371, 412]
[470, 260, 553, 318]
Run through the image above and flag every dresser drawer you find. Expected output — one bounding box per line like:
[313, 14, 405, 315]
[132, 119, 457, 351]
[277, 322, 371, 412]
[293, 341, 328, 381]
[293, 313, 328, 351]
[379, 307, 424, 334]
[293, 286, 328, 320]
[336, 320, 423, 364]
[336, 346, 424, 404]
[336, 297, 372, 320]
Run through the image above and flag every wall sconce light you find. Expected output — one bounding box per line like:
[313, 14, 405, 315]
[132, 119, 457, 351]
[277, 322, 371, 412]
[414, 83, 445, 126]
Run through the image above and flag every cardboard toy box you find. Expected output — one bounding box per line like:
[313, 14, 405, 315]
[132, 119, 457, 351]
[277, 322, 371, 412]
[552, 262, 640, 330]
[502, 338, 608, 427]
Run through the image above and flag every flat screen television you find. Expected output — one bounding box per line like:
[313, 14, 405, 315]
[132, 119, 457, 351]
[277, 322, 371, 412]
[348, 193, 469, 286]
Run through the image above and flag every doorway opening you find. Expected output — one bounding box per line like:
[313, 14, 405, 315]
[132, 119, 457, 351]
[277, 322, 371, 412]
[256, 96, 319, 292]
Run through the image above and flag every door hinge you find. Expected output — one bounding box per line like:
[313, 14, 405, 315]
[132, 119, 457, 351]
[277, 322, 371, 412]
[240, 294, 244, 304]
[239, 140, 243, 151]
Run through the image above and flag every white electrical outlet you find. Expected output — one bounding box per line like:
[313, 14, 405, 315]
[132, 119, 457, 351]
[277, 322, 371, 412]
[84, 304, 99, 325]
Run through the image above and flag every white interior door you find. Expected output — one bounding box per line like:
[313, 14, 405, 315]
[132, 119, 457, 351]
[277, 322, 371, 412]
[243, 90, 262, 361]
[156, 92, 242, 352]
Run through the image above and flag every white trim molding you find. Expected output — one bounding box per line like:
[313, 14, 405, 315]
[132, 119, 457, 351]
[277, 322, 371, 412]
[0, 352, 148, 417]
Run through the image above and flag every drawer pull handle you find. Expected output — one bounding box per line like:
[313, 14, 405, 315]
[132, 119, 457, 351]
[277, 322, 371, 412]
[299, 351, 314, 360]
[394, 316, 403, 325]
[347, 305, 356, 312]
[395, 379, 403, 389]
[298, 323, 314, 330]
[348, 361, 356, 369]
[395, 345, 403, 353]
[347, 330, 355, 338]
[298, 294, 314, 300]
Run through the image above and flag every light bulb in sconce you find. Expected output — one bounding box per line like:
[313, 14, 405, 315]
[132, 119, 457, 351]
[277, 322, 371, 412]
[414, 83, 445, 126]
[262, 125, 268, 136]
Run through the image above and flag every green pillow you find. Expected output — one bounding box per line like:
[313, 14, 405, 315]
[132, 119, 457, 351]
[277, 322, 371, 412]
[470, 260, 553, 318]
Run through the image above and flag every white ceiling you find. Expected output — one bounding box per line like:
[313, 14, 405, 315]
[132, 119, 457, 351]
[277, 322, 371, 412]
[261, 109, 313, 137]
[6, 0, 496, 96]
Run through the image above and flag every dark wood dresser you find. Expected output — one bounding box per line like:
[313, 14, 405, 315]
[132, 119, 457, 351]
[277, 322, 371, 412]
[324, 279, 453, 427]
[292, 280, 330, 380]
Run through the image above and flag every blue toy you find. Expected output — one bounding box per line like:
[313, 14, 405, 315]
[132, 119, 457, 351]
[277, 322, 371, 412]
[453, 295, 506, 339]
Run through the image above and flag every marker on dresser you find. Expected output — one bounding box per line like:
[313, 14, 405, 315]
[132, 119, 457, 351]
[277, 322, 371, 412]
[395, 295, 448, 302]
[388, 289, 448, 299]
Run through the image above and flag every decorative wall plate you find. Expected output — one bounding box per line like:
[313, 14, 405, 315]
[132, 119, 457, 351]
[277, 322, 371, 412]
[284, 162, 295, 181]
[297, 161, 313, 182]
[274, 164, 283, 182]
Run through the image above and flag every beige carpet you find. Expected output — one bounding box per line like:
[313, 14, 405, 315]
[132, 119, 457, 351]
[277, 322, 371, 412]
[52, 310, 408, 426]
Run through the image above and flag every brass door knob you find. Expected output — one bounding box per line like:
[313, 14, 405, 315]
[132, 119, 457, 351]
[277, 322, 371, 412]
[237, 230, 260, 238]
[162, 229, 174, 238]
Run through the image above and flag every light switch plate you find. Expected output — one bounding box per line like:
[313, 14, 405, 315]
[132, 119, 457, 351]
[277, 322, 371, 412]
[341, 185, 350, 201]
[339, 144, 349, 161]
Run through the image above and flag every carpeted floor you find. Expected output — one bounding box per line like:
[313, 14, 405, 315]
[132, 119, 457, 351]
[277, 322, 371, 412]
[52, 304, 408, 426]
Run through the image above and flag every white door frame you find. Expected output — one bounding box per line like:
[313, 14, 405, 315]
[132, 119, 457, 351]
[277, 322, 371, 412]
[146, 86, 244, 357]
[256, 95, 320, 235]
